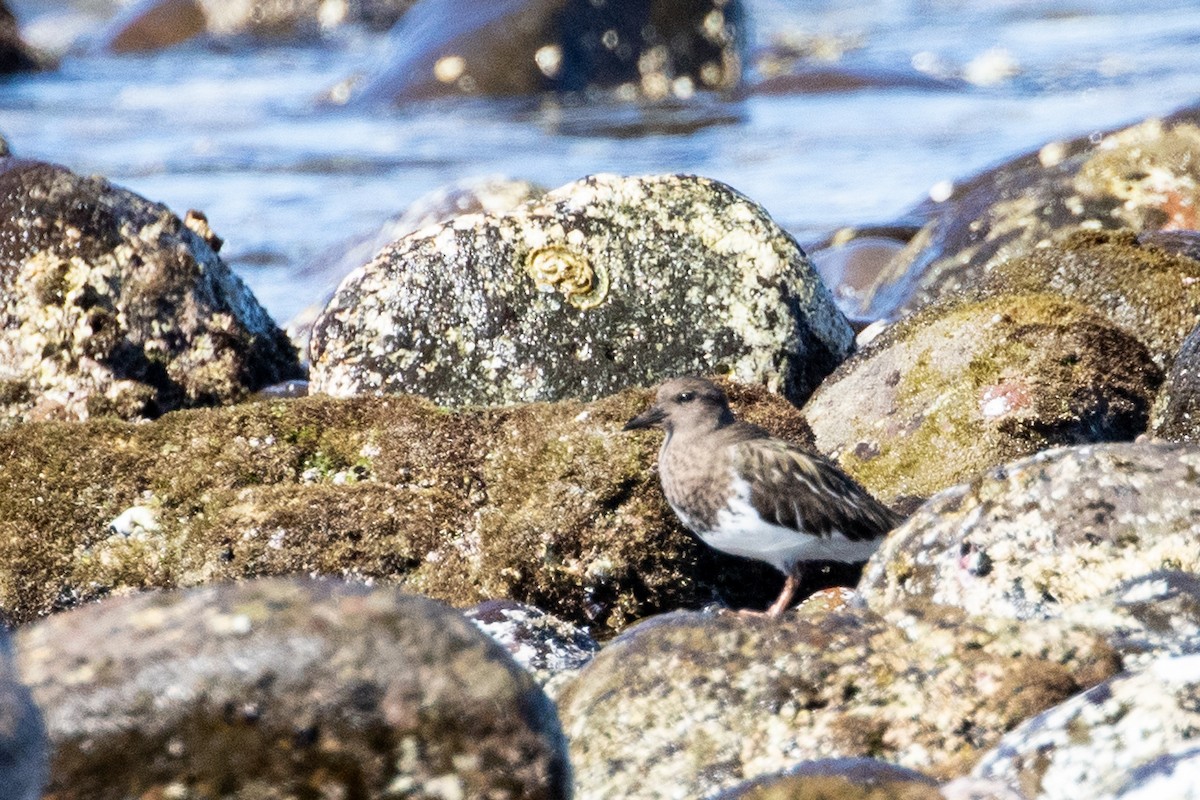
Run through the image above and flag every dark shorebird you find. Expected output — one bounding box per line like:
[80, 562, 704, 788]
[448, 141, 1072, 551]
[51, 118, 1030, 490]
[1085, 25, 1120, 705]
[624, 376, 902, 616]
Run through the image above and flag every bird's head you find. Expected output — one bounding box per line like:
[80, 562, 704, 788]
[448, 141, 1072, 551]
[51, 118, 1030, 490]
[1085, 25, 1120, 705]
[622, 376, 735, 437]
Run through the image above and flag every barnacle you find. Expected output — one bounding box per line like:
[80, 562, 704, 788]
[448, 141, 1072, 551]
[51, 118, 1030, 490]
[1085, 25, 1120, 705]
[525, 244, 609, 309]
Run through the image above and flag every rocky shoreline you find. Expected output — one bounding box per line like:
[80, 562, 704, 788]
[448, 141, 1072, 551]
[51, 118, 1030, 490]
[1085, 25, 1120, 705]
[2, 53, 1200, 798]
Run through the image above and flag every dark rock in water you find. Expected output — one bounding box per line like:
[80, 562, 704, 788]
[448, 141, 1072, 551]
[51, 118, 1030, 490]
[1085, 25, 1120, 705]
[465, 599, 599, 694]
[0, 1, 38, 73]
[801, 293, 1161, 504]
[347, 0, 744, 104]
[1150, 318, 1200, 442]
[15, 577, 570, 800]
[0, 628, 46, 800]
[709, 759, 942, 800]
[859, 442, 1200, 621]
[745, 64, 961, 96]
[556, 604, 1118, 797]
[808, 231, 913, 324]
[972, 654, 1200, 800]
[0, 158, 302, 424]
[310, 173, 853, 407]
[871, 110, 1200, 318]
[0, 382, 808, 635]
[0, 132, 9, 156]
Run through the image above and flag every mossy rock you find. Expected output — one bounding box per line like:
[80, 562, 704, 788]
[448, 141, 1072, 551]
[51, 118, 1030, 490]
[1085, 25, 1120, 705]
[1149, 316, 1200, 442]
[710, 759, 941, 800]
[801, 292, 1161, 504]
[0, 381, 818, 635]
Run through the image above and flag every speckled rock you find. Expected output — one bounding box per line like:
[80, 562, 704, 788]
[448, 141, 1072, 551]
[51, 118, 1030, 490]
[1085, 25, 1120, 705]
[800, 294, 1161, 505]
[972, 653, 1200, 800]
[288, 176, 544, 352]
[1149, 317, 1200, 441]
[0, 380, 814, 635]
[348, 0, 744, 103]
[310, 173, 853, 406]
[859, 442, 1200, 621]
[465, 599, 599, 697]
[16, 577, 570, 800]
[0, 159, 302, 424]
[871, 106, 1200, 317]
[709, 758, 941, 800]
[0, 1, 38, 73]
[0, 628, 46, 800]
[557, 604, 1120, 799]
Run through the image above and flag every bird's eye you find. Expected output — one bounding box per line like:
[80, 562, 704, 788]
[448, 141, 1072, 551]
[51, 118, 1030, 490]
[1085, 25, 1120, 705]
[676, 391, 695, 403]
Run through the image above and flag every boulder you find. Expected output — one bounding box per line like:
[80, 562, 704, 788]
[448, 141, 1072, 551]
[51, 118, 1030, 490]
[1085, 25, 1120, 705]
[310, 173, 853, 406]
[1149, 317, 1200, 442]
[0, 159, 302, 424]
[16, 577, 570, 799]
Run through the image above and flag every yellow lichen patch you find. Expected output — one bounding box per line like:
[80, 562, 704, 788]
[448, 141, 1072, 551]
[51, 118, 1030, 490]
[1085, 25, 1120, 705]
[524, 244, 609, 309]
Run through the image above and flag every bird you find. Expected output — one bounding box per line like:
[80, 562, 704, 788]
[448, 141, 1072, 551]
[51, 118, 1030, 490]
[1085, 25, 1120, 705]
[623, 376, 903, 617]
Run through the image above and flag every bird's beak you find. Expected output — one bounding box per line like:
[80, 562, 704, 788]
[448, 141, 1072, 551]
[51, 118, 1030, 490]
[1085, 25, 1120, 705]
[623, 405, 667, 431]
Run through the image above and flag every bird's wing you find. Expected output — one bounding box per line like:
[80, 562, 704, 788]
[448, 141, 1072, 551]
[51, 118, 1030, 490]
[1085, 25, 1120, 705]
[731, 438, 901, 541]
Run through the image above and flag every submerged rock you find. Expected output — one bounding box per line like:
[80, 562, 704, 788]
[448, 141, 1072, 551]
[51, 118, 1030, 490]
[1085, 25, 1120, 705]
[556, 604, 1118, 798]
[16, 577, 570, 800]
[310, 173, 853, 406]
[0, 159, 302, 424]
[0, 382, 812, 635]
[859, 442, 1200, 620]
[801, 293, 1161, 504]
[348, 0, 744, 103]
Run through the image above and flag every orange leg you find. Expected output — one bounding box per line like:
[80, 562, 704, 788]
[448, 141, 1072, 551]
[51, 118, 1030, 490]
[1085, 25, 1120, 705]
[765, 572, 801, 617]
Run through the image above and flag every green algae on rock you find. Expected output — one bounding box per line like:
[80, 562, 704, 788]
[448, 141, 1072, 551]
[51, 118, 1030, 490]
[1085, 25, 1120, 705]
[16, 577, 570, 800]
[859, 442, 1200, 621]
[556, 604, 1119, 799]
[309, 173, 854, 407]
[801, 293, 1161, 505]
[0, 382, 810, 635]
[0, 158, 302, 425]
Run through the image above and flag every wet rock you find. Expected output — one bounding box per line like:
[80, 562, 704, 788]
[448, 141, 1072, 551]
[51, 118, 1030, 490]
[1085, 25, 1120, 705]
[859, 442, 1200, 620]
[465, 599, 599, 696]
[972, 653, 1200, 800]
[0, 628, 46, 800]
[746, 64, 960, 96]
[873, 110, 1200, 317]
[288, 176, 544, 353]
[348, 0, 744, 103]
[310, 173, 853, 406]
[557, 604, 1119, 798]
[1149, 317, 1200, 442]
[801, 293, 1161, 504]
[0, 1, 38, 73]
[808, 229, 914, 325]
[0, 381, 813, 635]
[709, 758, 941, 800]
[16, 577, 569, 800]
[97, 0, 418, 52]
[0, 159, 302, 424]
[0, 132, 8, 156]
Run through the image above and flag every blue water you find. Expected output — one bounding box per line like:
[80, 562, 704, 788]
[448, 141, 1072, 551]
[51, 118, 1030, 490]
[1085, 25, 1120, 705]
[3, 0, 1200, 325]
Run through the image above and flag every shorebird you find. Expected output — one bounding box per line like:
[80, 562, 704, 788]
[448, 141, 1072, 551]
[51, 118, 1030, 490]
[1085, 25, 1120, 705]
[624, 376, 902, 616]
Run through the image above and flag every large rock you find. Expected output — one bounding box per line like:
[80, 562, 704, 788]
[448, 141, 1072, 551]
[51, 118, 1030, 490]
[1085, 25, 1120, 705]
[310, 173, 854, 406]
[557, 604, 1119, 798]
[709, 758, 942, 800]
[1149, 317, 1200, 441]
[348, 0, 744, 103]
[0, 381, 815, 635]
[16, 577, 570, 800]
[0, 628, 46, 800]
[0, 159, 302, 424]
[859, 442, 1200, 620]
[801, 293, 1161, 505]
[972, 653, 1200, 800]
[0, 1, 38, 73]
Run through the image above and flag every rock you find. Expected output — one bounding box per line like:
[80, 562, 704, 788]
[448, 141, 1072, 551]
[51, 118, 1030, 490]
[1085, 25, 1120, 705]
[808, 232, 913, 325]
[465, 599, 599, 696]
[859, 442, 1200, 620]
[0, 159, 303, 424]
[1149, 317, 1200, 442]
[288, 176, 544, 353]
[872, 108, 1200, 317]
[972, 653, 1200, 800]
[0, 1, 38, 73]
[16, 577, 570, 800]
[556, 604, 1119, 798]
[800, 293, 1161, 505]
[709, 758, 941, 800]
[310, 173, 853, 406]
[348, 0, 744, 103]
[0, 382, 815, 635]
[0, 628, 46, 800]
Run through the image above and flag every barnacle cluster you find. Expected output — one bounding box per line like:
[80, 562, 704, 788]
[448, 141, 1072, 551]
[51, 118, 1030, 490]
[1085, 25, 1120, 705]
[525, 245, 609, 310]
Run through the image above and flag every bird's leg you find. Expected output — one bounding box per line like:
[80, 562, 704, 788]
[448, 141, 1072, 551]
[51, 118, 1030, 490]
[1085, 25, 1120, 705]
[765, 569, 803, 618]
